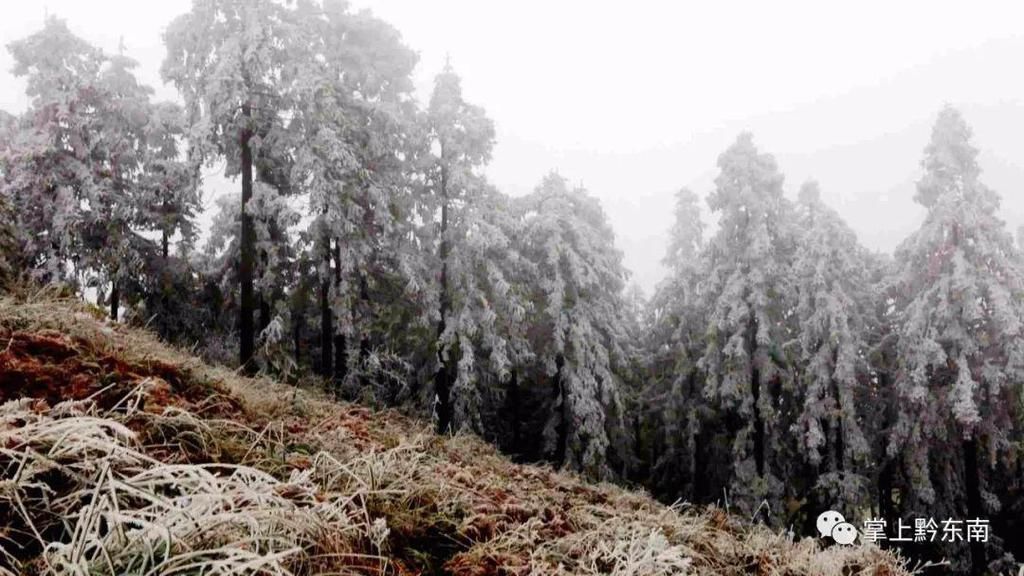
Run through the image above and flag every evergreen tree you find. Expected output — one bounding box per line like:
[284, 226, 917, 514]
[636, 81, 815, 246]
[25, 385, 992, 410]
[643, 187, 710, 500]
[438, 185, 532, 435]
[163, 0, 300, 372]
[423, 62, 496, 433]
[88, 52, 155, 319]
[791, 180, 874, 519]
[202, 184, 301, 373]
[138, 101, 199, 260]
[888, 107, 1024, 574]
[4, 17, 105, 284]
[287, 0, 421, 388]
[697, 133, 797, 517]
[517, 172, 633, 479]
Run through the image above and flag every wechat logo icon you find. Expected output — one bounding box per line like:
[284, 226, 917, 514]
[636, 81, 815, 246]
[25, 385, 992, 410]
[817, 510, 858, 545]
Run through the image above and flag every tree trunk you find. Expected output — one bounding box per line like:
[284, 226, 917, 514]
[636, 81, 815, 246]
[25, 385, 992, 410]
[685, 370, 699, 502]
[293, 309, 302, 367]
[319, 239, 332, 378]
[554, 353, 568, 466]
[259, 250, 271, 335]
[964, 437, 986, 575]
[507, 370, 521, 454]
[877, 370, 895, 529]
[831, 347, 845, 473]
[358, 273, 371, 366]
[238, 102, 256, 374]
[434, 162, 453, 434]
[110, 281, 119, 321]
[748, 313, 765, 478]
[332, 241, 347, 386]
[878, 460, 894, 519]
[260, 297, 271, 336]
[692, 425, 705, 503]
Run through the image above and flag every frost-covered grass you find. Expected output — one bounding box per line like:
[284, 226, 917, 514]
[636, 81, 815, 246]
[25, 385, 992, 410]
[0, 290, 914, 575]
[0, 399, 394, 575]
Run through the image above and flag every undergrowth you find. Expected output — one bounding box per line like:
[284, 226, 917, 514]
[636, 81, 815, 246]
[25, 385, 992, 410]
[0, 290, 914, 575]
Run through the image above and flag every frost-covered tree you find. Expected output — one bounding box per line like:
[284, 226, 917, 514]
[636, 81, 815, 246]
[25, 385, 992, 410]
[436, 186, 532, 435]
[642, 187, 711, 500]
[517, 172, 633, 479]
[87, 52, 156, 319]
[287, 0, 421, 387]
[697, 133, 797, 516]
[791, 180, 875, 516]
[202, 184, 301, 373]
[887, 107, 1024, 573]
[3, 17, 105, 284]
[138, 101, 199, 260]
[423, 62, 496, 433]
[4, 19, 181, 320]
[163, 0, 300, 372]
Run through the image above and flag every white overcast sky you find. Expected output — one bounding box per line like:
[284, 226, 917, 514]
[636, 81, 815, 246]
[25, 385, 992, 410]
[3, 1, 1024, 292]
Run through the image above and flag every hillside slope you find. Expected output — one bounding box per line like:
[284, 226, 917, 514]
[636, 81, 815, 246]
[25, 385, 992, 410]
[0, 291, 911, 575]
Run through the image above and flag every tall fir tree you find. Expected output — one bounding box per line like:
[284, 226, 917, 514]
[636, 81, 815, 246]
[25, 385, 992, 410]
[88, 52, 154, 320]
[887, 107, 1024, 574]
[643, 187, 710, 500]
[697, 133, 797, 517]
[163, 0, 300, 372]
[791, 180, 875, 521]
[287, 0, 421, 388]
[518, 172, 634, 480]
[3, 17, 105, 284]
[439, 185, 532, 436]
[423, 62, 496, 433]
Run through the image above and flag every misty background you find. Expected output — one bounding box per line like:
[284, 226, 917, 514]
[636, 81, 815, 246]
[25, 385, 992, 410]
[3, 0, 1023, 293]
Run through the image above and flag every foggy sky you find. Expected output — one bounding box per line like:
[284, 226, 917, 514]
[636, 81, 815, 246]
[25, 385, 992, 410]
[2, 1, 1023, 293]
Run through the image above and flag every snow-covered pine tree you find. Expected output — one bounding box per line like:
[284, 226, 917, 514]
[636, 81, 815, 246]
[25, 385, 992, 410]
[87, 52, 156, 320]
[163, 0, 300, 372]
[643, 187, 711, 500]
[124, 99, 203, 340]
[791, 180, 874, 516]
[697, 133, 797, 518]
[3, 17, 105, 284]
[888, 107, 1024, 573]
[201, 184, 300, 372]
[288, 0, 422, 389]
[138, 101, 199, 261]
[517, 172, 633, 480]
[423, 62, 496, 433]
[434, 184, 532, 435]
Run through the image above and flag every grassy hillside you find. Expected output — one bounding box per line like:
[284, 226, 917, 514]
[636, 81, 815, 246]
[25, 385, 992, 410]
[0, 290, 912, 575]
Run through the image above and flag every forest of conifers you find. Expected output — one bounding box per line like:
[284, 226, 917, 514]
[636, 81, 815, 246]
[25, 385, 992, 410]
[0, 2, 1022, 574]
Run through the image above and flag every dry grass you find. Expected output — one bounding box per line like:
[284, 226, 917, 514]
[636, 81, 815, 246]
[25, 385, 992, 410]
[0, 288, 914, 575]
